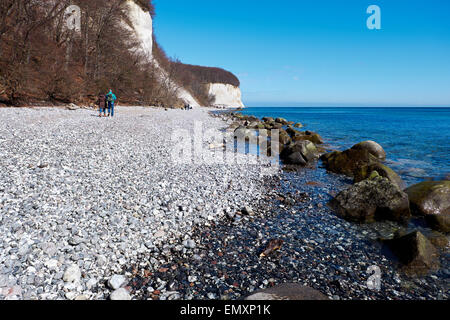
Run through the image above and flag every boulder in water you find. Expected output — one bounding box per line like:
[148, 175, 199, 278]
[321, 149, 379, 177]
[354, 162, 406, 190]
[262, 117, 274, 123]
[275, 117, 288, 125]
[280, 141, 319, 166]
[292, 131, 324, 145]
[386, 231, 440, 275]
[351, 141, 386, 160]
[278, 129, 292, 146]
[329, 176, 411, 223]
[405, 181, 450, 232]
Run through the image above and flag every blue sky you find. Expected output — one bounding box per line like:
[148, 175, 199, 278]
[151, 0, 450, 106]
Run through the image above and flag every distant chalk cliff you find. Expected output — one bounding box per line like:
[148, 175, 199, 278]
[125, 0, 244, 108]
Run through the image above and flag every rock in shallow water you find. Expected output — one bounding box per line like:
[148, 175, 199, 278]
[351, 141, 386, 160]
[321, 148, 379, 177]
[354, 162, 406, 190]
[386, 231, 440, 276]
[280, 140, 319, 166]
[329, 176, 410, 223]
[405, 181, 450, 232]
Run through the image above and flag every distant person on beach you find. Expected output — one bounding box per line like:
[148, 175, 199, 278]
[184, 103, 190, 111]
[96, 93, 107, 117]
[106, 89, 117, 117]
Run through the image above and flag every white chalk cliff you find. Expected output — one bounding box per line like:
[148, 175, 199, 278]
[208, 83, 245, 108]
[125, 0, 244, 108]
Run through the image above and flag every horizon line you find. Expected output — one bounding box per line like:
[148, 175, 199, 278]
[243, 102, 450, 108]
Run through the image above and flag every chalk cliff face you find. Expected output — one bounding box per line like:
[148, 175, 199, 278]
[125, 0, 153, 59]
[125, 0, 244, 108]
[208, 83, 245, 108]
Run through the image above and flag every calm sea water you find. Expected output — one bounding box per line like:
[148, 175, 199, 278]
[241, 107, 450, 187]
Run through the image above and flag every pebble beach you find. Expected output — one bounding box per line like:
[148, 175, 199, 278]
[0, 106, 270, 300]
[0, 106, 448, 300]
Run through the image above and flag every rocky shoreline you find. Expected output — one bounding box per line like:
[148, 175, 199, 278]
[121, 109, 448, 300]
[0, 106, 448, 300]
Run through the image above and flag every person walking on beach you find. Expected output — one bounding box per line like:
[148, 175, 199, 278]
[97, 93, 107, 117]
[106, 89, 117, 117]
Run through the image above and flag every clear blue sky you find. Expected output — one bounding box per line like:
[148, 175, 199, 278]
[151, 0, 450, 106]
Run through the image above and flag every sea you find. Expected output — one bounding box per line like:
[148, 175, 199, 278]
[240, 107, 450, 187]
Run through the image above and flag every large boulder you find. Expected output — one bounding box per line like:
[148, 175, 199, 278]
[329, 176, 411, 223]
[321, 149, 379, 177]
[265, 122, 282, 130]
[405, 181, 450, 232]
[292, 131, 324, 145]
[278, 129, 292, 146]
[275, 117, 288, 125]
[246, 283, 328, 301]
[354, 162, 406, 190]
[286, 126, 300, 138]
[234, 126, 256, 137]
[386, 231, 440, 276]
[351, 141, 386, 160]
[280, 141, 320, 166]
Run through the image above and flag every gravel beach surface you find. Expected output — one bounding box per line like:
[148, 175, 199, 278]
[0, 106, 271, 300]
[0, 106, 447, 300]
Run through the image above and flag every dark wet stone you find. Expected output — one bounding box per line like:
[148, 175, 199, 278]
[329, 176, 411, 223]
[351, 141, 386, 160]
[354, 162, 406, 190]
[246, 283, 328, 300]
[406, 181, 450, 232]
[386, 231, 440, 276]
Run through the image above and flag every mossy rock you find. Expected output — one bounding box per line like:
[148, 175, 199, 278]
[354, 162, 406, 190]
[304, 131, 324, 144]
[294, 123, 303, 128]
[280, 140, 319, 165]
[279, 129, 292, 145]
[275, 117, 288, 125]
[329, 176, 411, 223]
[351, 141, 386, 160]
[386, 231, 440, 276]
[291, 132, 324, 145]
[262, 117, 274, 123]
[320, 149, 379, 177]
[426, 231, 449, 248]
[286, 126, 301, 138]
[406, 181, 450, 232]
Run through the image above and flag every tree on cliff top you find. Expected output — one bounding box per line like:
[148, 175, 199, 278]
[0, 0, 239, 108]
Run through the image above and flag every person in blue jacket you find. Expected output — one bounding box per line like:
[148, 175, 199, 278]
[106, 89, 117, 117]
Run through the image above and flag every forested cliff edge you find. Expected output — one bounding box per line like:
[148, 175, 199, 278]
[0, 0, 244, 108]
